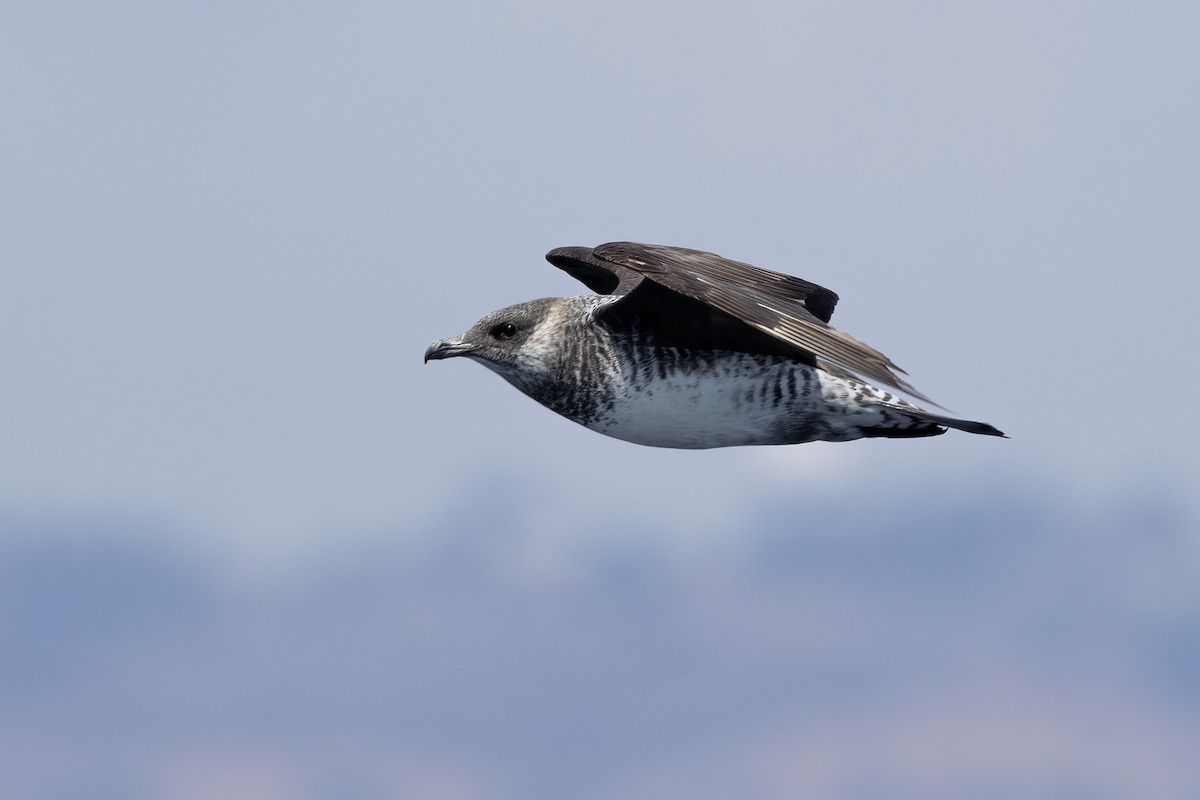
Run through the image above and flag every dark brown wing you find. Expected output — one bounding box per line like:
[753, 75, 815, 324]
[546, 246, 644, 296]
[546, 241, 934, 404]
[548, 242, 838, 322]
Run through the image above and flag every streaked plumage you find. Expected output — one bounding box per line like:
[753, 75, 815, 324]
[424, 242, 1004, 448]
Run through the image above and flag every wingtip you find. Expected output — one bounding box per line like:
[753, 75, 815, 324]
[546, 245, 635, 296]
[545, 245, 593, 264]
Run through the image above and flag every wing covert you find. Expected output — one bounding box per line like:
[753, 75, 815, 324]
[549, 241, 935, 404]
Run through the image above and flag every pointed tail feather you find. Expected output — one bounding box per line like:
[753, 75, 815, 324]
[874, 402, 1008, 438]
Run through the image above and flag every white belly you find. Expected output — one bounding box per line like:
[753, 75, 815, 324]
[585, 356, 842, 449]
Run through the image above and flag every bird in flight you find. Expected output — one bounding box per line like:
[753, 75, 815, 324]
[425, 242, 1004, 448]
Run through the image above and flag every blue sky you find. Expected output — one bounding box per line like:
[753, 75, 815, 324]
[2, 2, 1198, 797]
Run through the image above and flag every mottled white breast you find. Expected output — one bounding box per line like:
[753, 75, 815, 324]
[584, 349, 872, 449]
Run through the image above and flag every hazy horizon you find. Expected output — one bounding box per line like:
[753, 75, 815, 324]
[3, 2, 1198, 797]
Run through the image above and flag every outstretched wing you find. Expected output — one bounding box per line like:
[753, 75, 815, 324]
[548, 241, 838, 322]
[546, 241, 934, 404]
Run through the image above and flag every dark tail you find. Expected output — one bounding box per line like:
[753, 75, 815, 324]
[869, 402, 1008, 439]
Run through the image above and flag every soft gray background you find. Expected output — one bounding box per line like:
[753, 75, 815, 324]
[3, 2, 1198, 798]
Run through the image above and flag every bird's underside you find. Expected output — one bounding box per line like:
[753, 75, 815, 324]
[570, 343, 950, 449]
[424, 242, 1005, 447]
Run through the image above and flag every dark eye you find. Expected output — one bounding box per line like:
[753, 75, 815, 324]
[491, 321, 518, 340]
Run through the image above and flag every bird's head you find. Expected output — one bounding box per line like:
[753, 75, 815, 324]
[424, 297, 570, 394]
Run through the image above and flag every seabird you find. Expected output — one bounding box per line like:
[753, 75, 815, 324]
[425, 242, 1004, 448]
